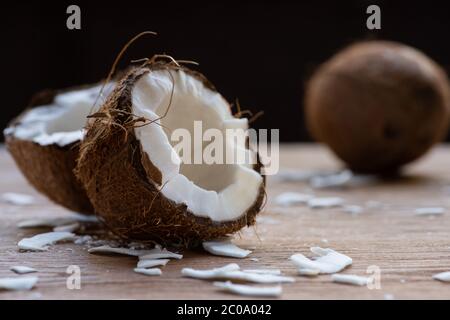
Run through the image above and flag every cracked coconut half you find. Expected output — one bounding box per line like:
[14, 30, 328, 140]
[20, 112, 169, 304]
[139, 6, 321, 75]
[76, 60, 265, 246]
[4, 83, 114, 214]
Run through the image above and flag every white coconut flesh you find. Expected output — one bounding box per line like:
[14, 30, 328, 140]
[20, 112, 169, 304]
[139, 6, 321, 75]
[132, 69, 263, 222]
[5, 84, 113, 147]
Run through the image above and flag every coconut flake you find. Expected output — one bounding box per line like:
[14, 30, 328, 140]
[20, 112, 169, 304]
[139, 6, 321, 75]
[10, 266, 37, 274]
[309, 170, 353, 189]
[18, 231, 75, 251]
[414, 207, 445, 216]
[290, 247, 352, 274]
[138, 246, 183, 260]
[342, 205, 364, 215]
[307, 197, 344, 209]
[18, 214, 98, 228]
[182, 264, 294, 283]
[298, 268, 320, 276]
[331, 274, 372, 286]
[243, 269, 281, 275]
[137, 259, 170, 269]
[214, 281, 282, 297]
[433, 271, 450, 282]
[133, 268, 162, 276]
[53, 222, 80, 233]
[1, 193, 34, 206]
[274, 192, 313, 207]
[88, 245, 154, 257]
[0, 276, 38, 291]
[202, 240, 251, 258]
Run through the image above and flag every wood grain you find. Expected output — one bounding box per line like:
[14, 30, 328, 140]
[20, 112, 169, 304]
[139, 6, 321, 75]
[1, 144, 450, 299]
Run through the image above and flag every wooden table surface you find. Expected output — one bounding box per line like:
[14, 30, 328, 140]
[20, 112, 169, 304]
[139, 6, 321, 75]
[1, 144, 450, 300]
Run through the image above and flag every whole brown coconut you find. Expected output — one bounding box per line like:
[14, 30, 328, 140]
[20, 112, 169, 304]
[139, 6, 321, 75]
[305, 41, 450, 173]
[4, 84, 114, 214]
[75, 60, 265, 247]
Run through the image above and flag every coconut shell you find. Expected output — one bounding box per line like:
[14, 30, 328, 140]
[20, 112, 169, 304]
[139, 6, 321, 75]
[75, 63, 265, 247]
[305, 41, 450, 173]
[5, 89, 94, 214]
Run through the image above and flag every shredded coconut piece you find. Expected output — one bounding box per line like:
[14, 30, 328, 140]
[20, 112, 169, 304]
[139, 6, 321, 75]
[203, 240, 251, 258]
[308, 197, 344, 209]
[137, 259, 170, 269]
[310, 170, 353, 189]
[433, 271, 450, 282]
[243, 269, 281, 275]
[182, 264, 294, 283]
[10, 266, 37, 274]
[138, 246, 183, 260]
[133, 268, 162, 276]
[331, 274, 373, 286]
[53, 223, 80, 233]
[214, 281, 282, 297]
[298, 268, 320, 276]
[1, 193, 34, 206]
[414, 207, 445, 216]
[18, 232, 75, 251]
[290, 247, 352, 274]
[342, 205, 364, 215]
[18, 214, 98, 228]
[0, 276, 38, 291]
[88, 245, 182, 259]
[274, 192, 313, 207]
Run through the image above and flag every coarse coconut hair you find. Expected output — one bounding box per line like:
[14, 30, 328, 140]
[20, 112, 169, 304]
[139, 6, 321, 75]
[4, 84, 114, 214]
[76, 57, 266, 247]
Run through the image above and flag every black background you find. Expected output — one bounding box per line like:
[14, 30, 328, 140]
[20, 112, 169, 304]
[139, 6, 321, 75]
[1, 1, 450, 142]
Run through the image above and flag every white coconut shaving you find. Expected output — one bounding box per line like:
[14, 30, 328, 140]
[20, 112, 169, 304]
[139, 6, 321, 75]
[137, 259, 170, 269]
[202, 240, 251, 258]
[309, 170, 353, 189]
[182, 264, 294, 283]
[1, 192, 34, 206]
[307, 197, 344, 209]
[88, 244, 182, 260]
[331, 274, 373, 286]
[0, 276, 38, 291]
[342, 205, 364, 215]
[10, 266, 37, 274]
[414, 207, 445, 216]
[243, 269, 281, 275]
[138, 246, 183, 260]
[18, 231, 75, 251]
[53, 223, 80, 233]
[18, 214, 98, 228]
[290, 247, 352, 274]
[274, 192, 313, 207]
[214, 281, 282, 297]
[432, 271, 450, 282]
[133, 268, 162, 276]
[298, 268, 320, 276]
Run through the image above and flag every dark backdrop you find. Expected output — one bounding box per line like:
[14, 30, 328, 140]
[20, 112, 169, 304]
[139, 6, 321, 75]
[1, 1, 450, 142]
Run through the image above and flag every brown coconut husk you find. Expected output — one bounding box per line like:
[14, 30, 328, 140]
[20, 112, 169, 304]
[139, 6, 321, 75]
[75, 59, 266, 247]
[5, 89, 94, 214]
[305, 41, 450, 174]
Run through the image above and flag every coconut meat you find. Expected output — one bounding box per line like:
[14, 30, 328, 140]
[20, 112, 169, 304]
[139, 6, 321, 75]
[6, 84, 113, 147]
[132, 69, 263, 222]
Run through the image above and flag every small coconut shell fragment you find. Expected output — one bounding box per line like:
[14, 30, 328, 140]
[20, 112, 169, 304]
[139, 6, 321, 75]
[202, 240, 252, 258]
[214, 281, 282, 298]
[331, 274, 373, 286]
[1, 192, 34, 206]
[290, 247, 352, 274]
[18, 231, 75, 251]
[133, 268, 162, 276]
[10, 266, 37, 274]
[433, 271, 450, 282]
[0, 276, 38, 291]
